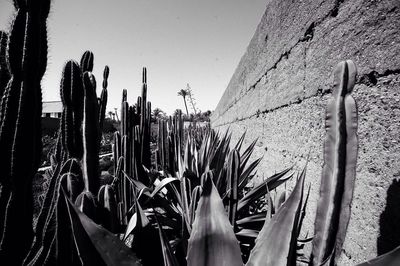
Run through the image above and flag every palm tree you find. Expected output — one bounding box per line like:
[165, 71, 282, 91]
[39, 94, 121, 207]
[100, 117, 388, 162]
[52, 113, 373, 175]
[152, 108, 166, 121]
[107, 111, 114, 120]
[177, 89, 189, 116]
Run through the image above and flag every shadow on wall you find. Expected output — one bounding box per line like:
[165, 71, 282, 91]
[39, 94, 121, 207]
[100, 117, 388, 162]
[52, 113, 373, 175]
[378, 178, 400, 255]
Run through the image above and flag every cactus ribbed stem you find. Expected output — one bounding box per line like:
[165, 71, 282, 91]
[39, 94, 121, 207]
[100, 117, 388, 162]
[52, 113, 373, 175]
[98, 65, 109, 138]
[0, 31, 10, 121]
[81, 72, 100, 193]
[0, 0, 50, 262]
[311, 60, 358, 265]
[60, 60, 84, 159]
[80, 50, 94, 73]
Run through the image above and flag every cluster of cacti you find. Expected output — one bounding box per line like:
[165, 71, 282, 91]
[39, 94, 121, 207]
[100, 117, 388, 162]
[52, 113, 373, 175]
[156, 109, 184, 174]
[1, 2, 400, 265]
[110, 68, 152, 227]
[22, 50, 114, 265]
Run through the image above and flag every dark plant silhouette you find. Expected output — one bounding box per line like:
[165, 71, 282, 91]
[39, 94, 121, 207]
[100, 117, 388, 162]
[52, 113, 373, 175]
[152, 107, 166, 121]
[186, 83, 198, 115]
[177, 88, 189, 115]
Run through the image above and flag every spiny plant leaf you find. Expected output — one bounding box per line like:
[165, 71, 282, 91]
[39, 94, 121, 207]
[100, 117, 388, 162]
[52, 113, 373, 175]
[237, 167, 293, 212]
[150, 177, 179, 198]
[124, 191, 149, 241]
[156, 217, 180, 266]
[246, 163, 307, 266]
[187, 171, 243, 266]
[64, 189, 142, 266]
[226, 149, 240, 226]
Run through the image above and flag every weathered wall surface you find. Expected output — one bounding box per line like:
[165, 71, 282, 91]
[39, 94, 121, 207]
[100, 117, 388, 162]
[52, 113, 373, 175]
[211, 0, 400, 264]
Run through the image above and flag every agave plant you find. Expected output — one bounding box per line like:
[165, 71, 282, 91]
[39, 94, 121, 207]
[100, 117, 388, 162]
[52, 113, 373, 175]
[119, 110, 296, 264]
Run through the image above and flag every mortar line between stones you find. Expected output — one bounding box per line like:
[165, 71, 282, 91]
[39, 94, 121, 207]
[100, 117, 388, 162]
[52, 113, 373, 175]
[215, 0, 346, 119]
[213, 70, 400, 128]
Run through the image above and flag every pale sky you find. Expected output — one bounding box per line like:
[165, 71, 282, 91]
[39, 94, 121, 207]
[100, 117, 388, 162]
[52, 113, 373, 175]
[0, 0, 266, 115]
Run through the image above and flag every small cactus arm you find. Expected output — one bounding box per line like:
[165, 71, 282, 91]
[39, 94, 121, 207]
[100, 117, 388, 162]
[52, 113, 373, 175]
[311, 60, 358, 265]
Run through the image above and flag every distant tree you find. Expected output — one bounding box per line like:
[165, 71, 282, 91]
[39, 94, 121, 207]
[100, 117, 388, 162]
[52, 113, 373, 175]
[192, 110, 212, 122]
[173, 109, 182, 117]
[186, 84, 198, 115]
[177, 89, 189, 116]
[107, 111, 114, 120]
[152, 107, 166, 122]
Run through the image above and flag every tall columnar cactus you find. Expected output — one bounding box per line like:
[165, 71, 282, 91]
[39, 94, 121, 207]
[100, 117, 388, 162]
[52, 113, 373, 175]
[80, 50, 94, 72]
[311, 60, 358, 265]
[0, 0, 50, 263]
[60, 60, 84, 159]
[81, 72, 100, 193]
[0, 31, 10, 108]
[98, 65, 109, 140]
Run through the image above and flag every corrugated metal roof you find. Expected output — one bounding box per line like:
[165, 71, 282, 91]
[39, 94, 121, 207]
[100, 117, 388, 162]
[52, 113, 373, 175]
[42, 101, 62, 113]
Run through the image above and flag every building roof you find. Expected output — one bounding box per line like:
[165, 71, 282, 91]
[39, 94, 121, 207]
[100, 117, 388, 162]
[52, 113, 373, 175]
[42, 101, 63, 113]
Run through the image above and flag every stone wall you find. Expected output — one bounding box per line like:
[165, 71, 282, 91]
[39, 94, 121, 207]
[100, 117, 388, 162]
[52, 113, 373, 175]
[211, 0, 400, 264]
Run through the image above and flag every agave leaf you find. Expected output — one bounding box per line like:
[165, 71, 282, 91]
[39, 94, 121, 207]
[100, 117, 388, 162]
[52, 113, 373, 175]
[246, 164, 307, 266]
[237, 167, 293, 212]
[236, 229, 259, 239]
[226, 150, 240, 226]
[275, 187, 286, 210]
[189, 185, 202, 225]
[238, 157, 263, 190]
[356, 245, 400, 266]
[311, 60, 358, 265]
[233, 130, 246, 152]
[187, 173, 243, 266]
[180, 176, 192, 233]
[150, 177, 179, 198]
[63, 189, 142, 266]
[236, 212, 267, 230]
[124, 193, 149, 241]
[156, 218, 180, 266]
[239, 138, 258, 173]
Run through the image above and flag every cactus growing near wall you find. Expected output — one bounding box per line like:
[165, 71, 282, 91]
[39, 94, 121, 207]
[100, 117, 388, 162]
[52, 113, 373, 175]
[311, 60, 358, 265]
[0, 0, 50, 263]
